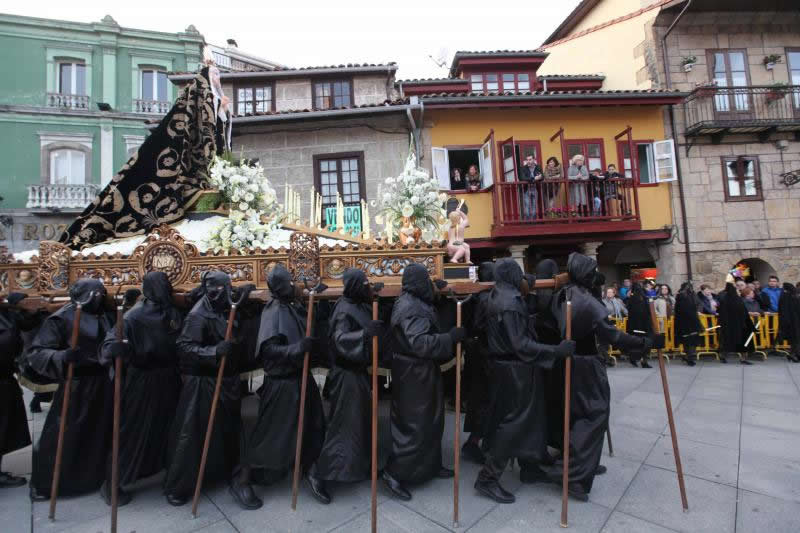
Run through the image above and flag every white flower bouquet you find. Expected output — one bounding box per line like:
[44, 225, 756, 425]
[376, 152, 447, 241]
[203, 155, 281, 253]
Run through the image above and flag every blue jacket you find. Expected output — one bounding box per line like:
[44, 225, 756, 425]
[762, 286, 781, 312]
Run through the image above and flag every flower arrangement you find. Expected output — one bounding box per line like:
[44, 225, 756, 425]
[203, 155, 282, 253]
[375, 151, 447, 243]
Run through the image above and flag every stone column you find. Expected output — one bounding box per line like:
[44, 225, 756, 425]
[100, 120, 114, 187]
[583, 241, 603, 261]
[509, 244, 528, 271]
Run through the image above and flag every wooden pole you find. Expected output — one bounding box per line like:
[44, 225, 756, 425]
[606, 428, 614, 457]
[191, 302, 238, 518]
[291, 290, 316, 510]
[560, 300, 572, 529]
[370, 299, 379, 533]
[453, 300, 464, 528]
[110, 304, 125, 533]
[649, 301, 689, 512]
[48, 299, 85, 520]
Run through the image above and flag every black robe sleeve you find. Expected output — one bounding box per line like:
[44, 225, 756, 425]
[595, 317, 645, 352]
[501, 310, 559, 368]
[399, 315, 453, 362]
[27, 316, 70, 380]
[331, 316, 369, 366]
[176, 313, 219, 372]
[260, 335, 306, 371]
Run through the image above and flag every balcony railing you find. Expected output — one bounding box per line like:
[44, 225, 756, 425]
[493, 178, 640, 235]
[684, 85, 800, 136]
[46, 93, 90, 110]
[134, 99, 170, 114]
[27, 184, 99, 210]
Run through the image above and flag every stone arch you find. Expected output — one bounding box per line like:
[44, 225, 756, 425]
[731, 257, 777, 283]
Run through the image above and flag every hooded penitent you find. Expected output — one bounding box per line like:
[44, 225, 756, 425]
[480, 258, 561, 481]
[675, 281, 703, 347]
[777, 283, 800, 346]
[385, 263, 453, 484]
[164, 271, 241, 499]
[535, 258, 565, 449]
[717, 282, 756, 353]
[242, 264, 325, 478]
[543, 253, 646, 494]
[28, 278, 114, 496]
[463, 261, 495, 437]
[310, 268, 375, 482]
[99, 271, 182, 487]
[625, 283, 653, 339]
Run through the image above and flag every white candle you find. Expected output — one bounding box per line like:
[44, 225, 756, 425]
[309, 188, 314, 226]
[386, 218, 394, 245]
[284, 183, 289, 215]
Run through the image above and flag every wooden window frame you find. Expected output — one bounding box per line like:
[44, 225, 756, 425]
[786, 47, 800, 118]
[311, 78, 354, 110]
[616, 139, 656, 187]
[57, 60, 87, 96]
[721, 155, 762, 202]
[469, 72, 534, 94]
[706, 49, 753, 118]
[233, 83, 276, 115]
[312, 151, 367, 218]
[565, 138, 606, 173]
[706, 48, 752, 87]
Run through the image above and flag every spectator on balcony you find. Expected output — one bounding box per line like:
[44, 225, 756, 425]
[520, 155, 542, 220]
[567, 155, 589, 216]
[590, 168, 605, 216]
[450, 168, 466, 191]
[698, 284, 719, 315]
[618, 279, 632, 301]
[654, 284, 675, 318]
[742, 287, 762, 315]
[761, 275, 782, 313]
[466, 165, 482, 192]
[543, 156, 564, 212]
[603, 288, 628, 319]
[604, 164, 622, 217]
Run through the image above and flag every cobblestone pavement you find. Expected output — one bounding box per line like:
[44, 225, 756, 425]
[4, 357, 800, 532]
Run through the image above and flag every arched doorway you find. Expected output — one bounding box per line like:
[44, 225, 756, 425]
[731, 257, 777, 283]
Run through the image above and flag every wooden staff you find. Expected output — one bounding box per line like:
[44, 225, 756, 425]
[649, 301, 689, 512]
[49, 291, 93, 520]
[291, 288, 317, 510]
[191, 296, 241, 518]
[606, 428, 614, 457]
[560, 300, 572, 529]
[451, 293, 472, 528]
[370, 294, 380, 533]
[110, 302, 126, 533]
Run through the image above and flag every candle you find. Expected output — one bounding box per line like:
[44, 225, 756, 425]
[364, 202, 370, 239]
[336, 192, 345, 234]
[309, 188, 314, 226]
[295, 192, 301, 223]
[386, 217, 394, 245]
[284, 183, 289, 215]
[317, 194, 322, 228]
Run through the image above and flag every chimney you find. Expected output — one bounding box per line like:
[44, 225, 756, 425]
[227, 39, 238, 48]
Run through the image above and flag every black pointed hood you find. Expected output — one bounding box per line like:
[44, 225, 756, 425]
[342, 268, 370, 303]
[567, 252, 597, 289]
[478, 262, 495, 283]
[401, 263, 434, 303]
[268, 264, 295, 303]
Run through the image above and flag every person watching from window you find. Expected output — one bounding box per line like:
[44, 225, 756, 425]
[543, 156, 563, 211]
[466, 165, 482, 192]
[567, 154, 589, 216]
[450, 168, 465, 191]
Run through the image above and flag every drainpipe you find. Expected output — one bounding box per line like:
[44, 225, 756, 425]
[662, 0, 694, 280]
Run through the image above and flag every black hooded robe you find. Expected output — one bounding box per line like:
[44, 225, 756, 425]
[717, 283, 756, 355]
[463, 262, 495, 438]
[777, 284, 800, 359]
[543, 254, 648, 494]
[479, 259, 560, 480]
[0, 307, 34, 458]
[310, 269, 374, 482]
[674, 285, 703, 352]
[100, 272, 182, 487]
[28, 279, 114, 496]
[242, 266, 325, 481]
[625, 286, 653, 363]
[385, 264, 454, 484]
[163, 274, 242, 498]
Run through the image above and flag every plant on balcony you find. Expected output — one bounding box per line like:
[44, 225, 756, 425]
[763, 54, 782, 70]
[695, 81, 717, 98]
[681, 56, 697, 72]
[766, 82, 789, 104]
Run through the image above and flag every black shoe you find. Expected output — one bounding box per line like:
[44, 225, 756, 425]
[474, 478, 515, 504]
[629, 359, 639, 368]
[720, 356, 728, 364]
[519, 466, 550, 484]
[0, 472, 26, 488]
[595, 465, 607, 475]
[29, 486, 49, 501]
[382, 471, 411, 501]
[461, 440, 486, 465]
[29, 398, 41, 414]
[436, 467, 454, 479]
[100, 480, 132, 507]
[740, 359, 753, 366]
[605, 357, 616, 367]
[683, 357, 696, 367]
[641, 360, 652, 369]
[568, 483, 589, 502]
[229, 478, 263, 510]
[305, 475, 331, 505]
[165, 493, 188, 507]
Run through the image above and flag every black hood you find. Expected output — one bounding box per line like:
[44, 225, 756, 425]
[402, 263, 433, 303]
[679, 281, 694, 296]
[567, 252, 597, 289]
[783, 283, 796, 295]
[70, 278, 106, 314]
[342, 268, 370, 303]
[535, 258, 558, 280]
[142, 271, 173, 308]
[535, 258, 559, 315]
[494, 258, 523, 289]
[268, 264, 295, 303]
[202, 271, 232, 312]
[478, 262, 495, 283]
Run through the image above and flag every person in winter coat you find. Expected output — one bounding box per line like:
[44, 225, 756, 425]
[777, 283, 800, 363]
[673, 282, 700, 366]
[653, 284, 675, 318]
[625, 283, 654, 368]
[717, 275, 757, 365]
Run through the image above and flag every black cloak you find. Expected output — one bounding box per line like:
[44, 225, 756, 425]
[777, 283, 800, 345]
[482, 259, 560, 468]
[674, 282, 703, 348]
[28, 279, 114, 496]
[164, 272, 241, 498]
[243, 265, 325, 477]
[385, 263, 453, 484]
[543, 253, 646, 493]
[625, 284, 653, 337]
[463, 261, 494, 436]
[100, 272, 182, 486]
[311, 268, 374, 482]
[717, 283, 756, 353]
[0, 305, 37, 456]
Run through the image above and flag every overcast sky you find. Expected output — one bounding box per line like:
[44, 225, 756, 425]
[4, 1, 579, 79]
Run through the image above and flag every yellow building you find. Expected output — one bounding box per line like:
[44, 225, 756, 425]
[402, 51, 684, 279]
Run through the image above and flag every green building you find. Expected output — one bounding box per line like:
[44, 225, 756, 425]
[0, 13, 205, 251]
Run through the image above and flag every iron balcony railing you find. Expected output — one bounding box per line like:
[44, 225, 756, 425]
[684, 85, 800, 135]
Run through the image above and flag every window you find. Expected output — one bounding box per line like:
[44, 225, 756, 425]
[470, 74, 483, 93]
[58, 62, 86, 95]
[469, 73, 533, 94]
[788, 49, 800, 112]
[722, 156, 761, 202]
[50, 149, 86, 185]
[313, 152, 366, 228]
[707, 49, 751, 114]
[141, 69, 168, 101]
[235, 85, 274, 115]
[567, 140, 605, 173]
[313, 80, 352, 110]
[617, 140, 677, 185]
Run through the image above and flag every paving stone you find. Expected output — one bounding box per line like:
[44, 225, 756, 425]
[645, 436, 739, 486]
[616, 464, 737, 533]
[0, 482, 31, 533]
[609, 399, 667, 434]
[330, 501, 452, 533]
[602, 424, 661, 463]
[587, 455, 641, 509]
[673, 399, 740, 449]
[736, 489, 800, 533]
[741, 424, 800, 463]
[743, 379, 800, 397]
[600, 510, 679, 533]
[4, 445, 32, 476]
[190, 520, 240, 532]
[742, 405, 800, 434]
[685, 381, 742, 403]
[743, 389, 800, 412]
[738, 450, 800, 503]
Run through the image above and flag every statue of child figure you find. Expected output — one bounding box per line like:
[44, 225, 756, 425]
[446, 208, 470, 263]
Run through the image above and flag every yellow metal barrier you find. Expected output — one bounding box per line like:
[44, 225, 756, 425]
[748, 313, 768, 360]
[697, 313, 720, 360]
[764, 312, 792, 357]
[607, 316, 627, 364]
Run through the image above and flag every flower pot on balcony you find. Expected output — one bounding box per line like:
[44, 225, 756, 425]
[766, 91, 785, 103]
[683, 63, 695, 73]
[765, 62, 776, 70]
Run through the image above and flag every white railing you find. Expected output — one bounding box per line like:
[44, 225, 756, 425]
[134, 99, 170, 114]
[27, 184, 99, 210]
[46, 93, 90, 110]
